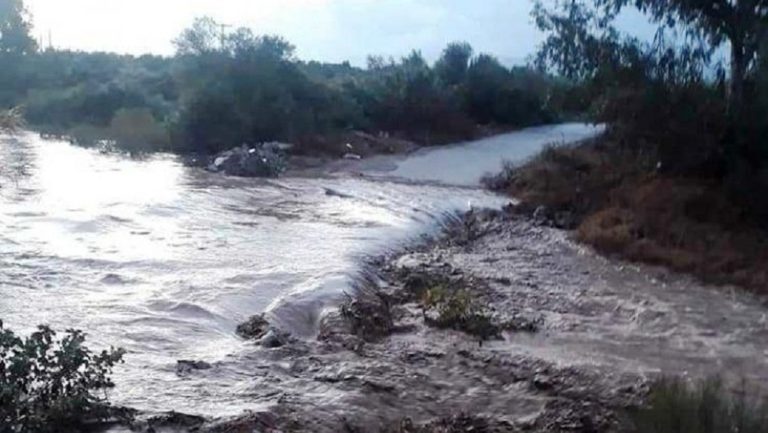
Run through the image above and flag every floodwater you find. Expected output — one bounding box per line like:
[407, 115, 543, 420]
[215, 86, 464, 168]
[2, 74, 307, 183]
[0, 123, 600, 416]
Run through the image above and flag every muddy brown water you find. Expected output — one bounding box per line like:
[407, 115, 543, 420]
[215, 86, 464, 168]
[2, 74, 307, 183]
[5, 122, 764, 424]
[0, 124, 596, 415]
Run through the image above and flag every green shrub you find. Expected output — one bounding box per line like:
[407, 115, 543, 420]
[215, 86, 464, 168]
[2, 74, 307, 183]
[107, 108, 170, 153]
[421, 286, 500, 341]
[631, 377, 768, 433]
[0, 321, 125, 433]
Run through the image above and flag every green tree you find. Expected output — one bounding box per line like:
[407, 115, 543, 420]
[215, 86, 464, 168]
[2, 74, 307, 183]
[554, 0, 768, 120]
[172, 17, 344, 153]
[464, 54, 551, 126]
[533, 0, 729, 172]
[0, 0, 36, 106]
[0, 0, 36, 55]
[435, 41, 473, 86]
[173, 16, 222, 56]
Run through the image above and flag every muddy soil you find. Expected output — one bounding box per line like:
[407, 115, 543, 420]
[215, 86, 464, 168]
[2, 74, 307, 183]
[108, 206, 768, 433]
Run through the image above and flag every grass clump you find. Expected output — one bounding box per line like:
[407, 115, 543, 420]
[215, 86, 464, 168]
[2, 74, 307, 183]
[631, 377, 768, 433]
[421, 285, 500, 341]
[0, 321, 126, 433]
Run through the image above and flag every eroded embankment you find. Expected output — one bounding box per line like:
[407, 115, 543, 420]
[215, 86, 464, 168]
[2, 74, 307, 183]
[108, 205, 768, 432]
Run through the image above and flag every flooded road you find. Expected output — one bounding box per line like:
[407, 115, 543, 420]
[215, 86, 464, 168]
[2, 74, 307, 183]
[0, 124, 600, 415]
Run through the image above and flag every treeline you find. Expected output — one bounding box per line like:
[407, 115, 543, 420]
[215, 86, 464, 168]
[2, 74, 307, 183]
[1, 5, 578, 155]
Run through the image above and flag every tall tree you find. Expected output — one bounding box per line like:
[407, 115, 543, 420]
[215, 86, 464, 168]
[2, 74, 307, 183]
[593, 0, 768, 119]
[435, 42, 474, 86]
[0, 0, 36, 55]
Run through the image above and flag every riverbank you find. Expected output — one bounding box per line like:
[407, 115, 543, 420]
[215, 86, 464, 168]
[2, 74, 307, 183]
[484, 135, 768, 293]
[34, 122, 526, 177]
[107, 204, 768, 432]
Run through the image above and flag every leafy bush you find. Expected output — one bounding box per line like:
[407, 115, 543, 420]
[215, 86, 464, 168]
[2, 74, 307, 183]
[631, 377, 768, 433]
[107, 108, 170, 153]
[0, 321, 125, 433]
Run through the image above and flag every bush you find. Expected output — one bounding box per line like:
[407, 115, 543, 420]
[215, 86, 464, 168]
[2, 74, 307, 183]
[0, 321, 125, 433]
[421, 285, 500, 341]
[631, 377, 768, 433]
[107, 108, 170, 153]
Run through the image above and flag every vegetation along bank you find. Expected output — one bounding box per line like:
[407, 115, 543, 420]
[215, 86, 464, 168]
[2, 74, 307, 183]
[486, 0, 768, 294]
[2, 3, 584, 159]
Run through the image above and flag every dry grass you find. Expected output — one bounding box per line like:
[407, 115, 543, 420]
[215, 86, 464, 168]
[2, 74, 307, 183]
[490, 136, 768, 293]
[577, 177, 768, 290]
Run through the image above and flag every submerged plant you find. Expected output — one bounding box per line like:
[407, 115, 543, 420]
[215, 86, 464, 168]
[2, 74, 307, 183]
[0, 321, 126, 433]
[421, 285, 500, 341]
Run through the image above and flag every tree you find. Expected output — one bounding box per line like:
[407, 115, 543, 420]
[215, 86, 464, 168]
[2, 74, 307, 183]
[172, 19, 340, 153]
[592, 0, 768, 119]
[435, 41, 473, 86]
[0, 0, 36, 55]
[173, 17, 222, 56]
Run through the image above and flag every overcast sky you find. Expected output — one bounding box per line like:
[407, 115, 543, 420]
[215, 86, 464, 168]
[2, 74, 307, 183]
[24, 0, 656, 66]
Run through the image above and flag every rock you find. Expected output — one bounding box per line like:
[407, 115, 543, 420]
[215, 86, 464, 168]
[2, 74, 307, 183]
[236, 314, 270, 339]
[403, 273, 431, 296]
[340, 291, 394, 341]
[203, 412, 280, 433]
[259, 328, 290, 348]
[532, 374, 554, 391]
[362, 379, 396, 394]
[324, 188, 354, 199]
[207, 143, 287, 177]
[495, 277, 512, 286]
[554, 210, 577, 229]
[122, 411, 205, 432]
[176, 360, 212, 375]
[262, 141, 293, 152]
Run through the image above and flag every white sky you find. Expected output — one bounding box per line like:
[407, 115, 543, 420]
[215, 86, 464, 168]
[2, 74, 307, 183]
[24, 0, 656, 66]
